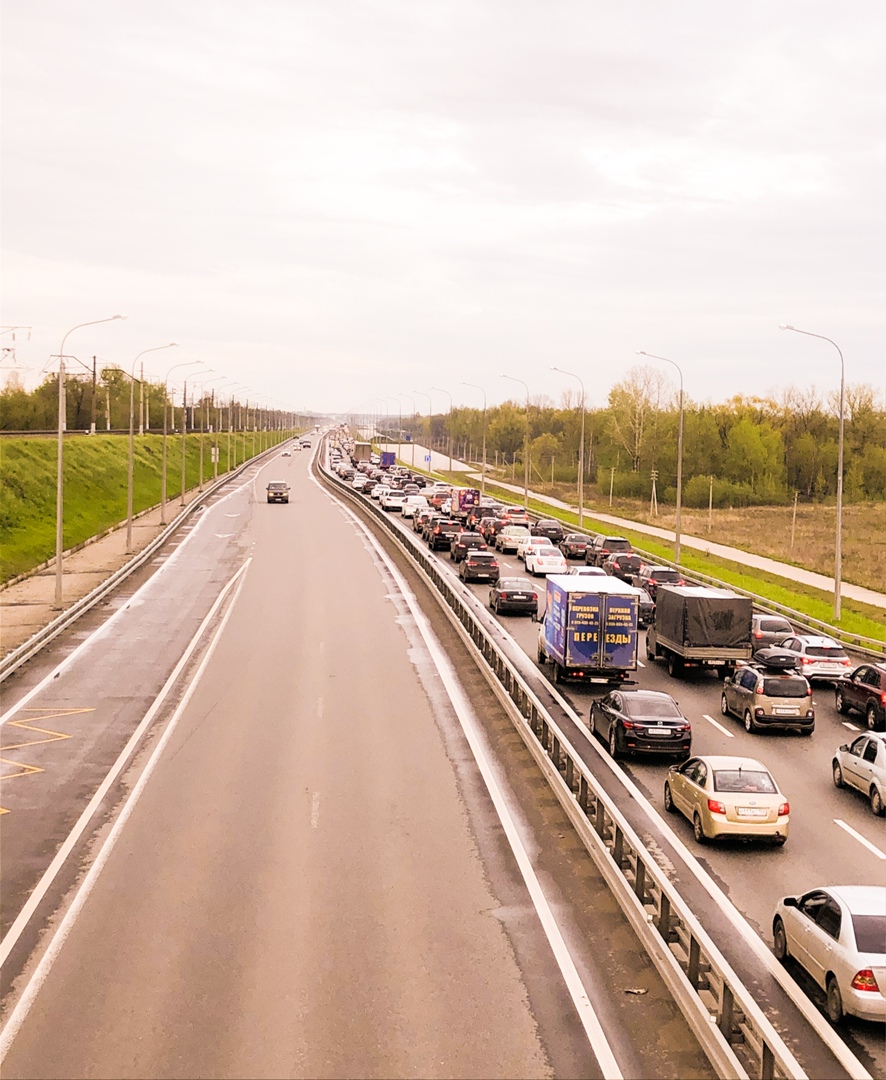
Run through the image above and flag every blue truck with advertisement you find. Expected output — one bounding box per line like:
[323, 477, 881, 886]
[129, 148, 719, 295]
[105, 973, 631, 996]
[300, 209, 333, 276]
[536, 576, 640, 684]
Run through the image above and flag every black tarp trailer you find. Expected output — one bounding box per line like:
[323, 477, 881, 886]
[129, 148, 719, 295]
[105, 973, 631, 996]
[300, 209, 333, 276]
[645, 585, 753, 678]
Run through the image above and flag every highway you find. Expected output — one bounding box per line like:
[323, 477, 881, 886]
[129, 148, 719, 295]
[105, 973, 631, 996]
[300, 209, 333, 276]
[337, 449, 886, 1078]
[0, 449, 714, 1078]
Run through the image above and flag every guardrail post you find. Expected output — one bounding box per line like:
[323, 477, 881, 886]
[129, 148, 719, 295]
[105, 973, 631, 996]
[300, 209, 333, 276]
[551, 735, 561, 770]
[633, 854, 646, 901]
[565, 756, 574, 791]
[761, 1040, 775, 1080]
[657, 893, 673, 940]
[613, 826, 626, 869]
[579, 776, 589, 813]
[718, 983, 735, 1042]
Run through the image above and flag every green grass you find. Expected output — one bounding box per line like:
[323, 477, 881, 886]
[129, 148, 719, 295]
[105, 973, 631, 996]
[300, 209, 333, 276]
[0, 431, 291, 582]
[470, 480, 886, 644]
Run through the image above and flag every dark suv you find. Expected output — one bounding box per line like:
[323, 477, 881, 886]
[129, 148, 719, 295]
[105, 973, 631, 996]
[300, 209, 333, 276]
[836, 664, 886, 731]
[266, 481, 290, 504]
[632, 565, 686, 599]
[531, 519, 566, 543]
[587, 536, 633, 567]
[601, 552, 643, 583]
[428, 518, 461, 550]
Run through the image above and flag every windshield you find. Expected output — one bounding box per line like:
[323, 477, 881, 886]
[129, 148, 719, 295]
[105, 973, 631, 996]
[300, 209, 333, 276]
[762, 678, 809, 698]
[713, 770, 776, 794]
[851, 914, 886, 955]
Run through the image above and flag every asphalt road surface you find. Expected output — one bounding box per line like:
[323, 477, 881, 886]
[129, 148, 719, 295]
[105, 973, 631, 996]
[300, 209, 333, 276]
[0, 449, 712, 1079]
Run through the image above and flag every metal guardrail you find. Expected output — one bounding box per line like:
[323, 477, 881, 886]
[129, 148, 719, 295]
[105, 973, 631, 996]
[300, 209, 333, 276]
[319, 459, 830, 1080]
[0, 444, 285, 683]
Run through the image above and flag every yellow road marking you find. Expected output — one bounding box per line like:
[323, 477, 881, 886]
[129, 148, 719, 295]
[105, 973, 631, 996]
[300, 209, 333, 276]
[0, 708, 94, 813]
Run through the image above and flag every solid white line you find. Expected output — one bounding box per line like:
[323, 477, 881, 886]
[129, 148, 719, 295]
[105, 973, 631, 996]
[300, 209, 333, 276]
[0, 559, 252, 971]
[702, 713, 735, 738]
[0, 558, 252, 1062]
[834, 819, 886, 860]
[311, 793, 321, 829]
[316, 477, 624, 1079]
[841, 721, 860, 731]
[317, 696, 324, 719]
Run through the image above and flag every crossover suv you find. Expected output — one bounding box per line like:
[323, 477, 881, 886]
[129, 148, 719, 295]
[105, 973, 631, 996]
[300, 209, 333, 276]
[587, 535, 633, 567]
[720, 652, 814, 734]
[835, 664, 886, 730]
[776, 635, 852, 683]
[833, 733, 886, 817]
[632, 565, 686, 599]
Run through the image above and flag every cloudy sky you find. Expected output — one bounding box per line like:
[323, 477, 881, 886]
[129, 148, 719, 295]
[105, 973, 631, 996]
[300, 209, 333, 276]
[3, 0, 884, 415]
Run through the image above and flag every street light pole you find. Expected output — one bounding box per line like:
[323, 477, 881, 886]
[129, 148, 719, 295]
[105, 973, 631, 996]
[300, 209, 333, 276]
[636, 351, 684, 565]
[54, 314, 126, 606]
[413, 390, 432, 473]
[460, 382, 487, 495]
[500, 374, 530, 509]
[160, 361, 205, 524]
[127, 343, 179, 551]
[779, 325, 846, 620]
[430, 387, 454, 477]
[398, 393, 417, 468]
[551, 366, 586, 528]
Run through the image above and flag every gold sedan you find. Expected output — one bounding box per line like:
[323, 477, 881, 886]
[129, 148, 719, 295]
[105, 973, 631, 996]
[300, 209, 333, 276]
[663, 755, 789, 846]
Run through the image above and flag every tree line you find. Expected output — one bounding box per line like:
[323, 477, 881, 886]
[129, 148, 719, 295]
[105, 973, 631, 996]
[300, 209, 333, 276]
[382, 367, 886, 507]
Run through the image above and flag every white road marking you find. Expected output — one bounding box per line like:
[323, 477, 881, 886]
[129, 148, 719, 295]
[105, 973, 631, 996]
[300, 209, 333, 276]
[834, 819, 886, 860]
[636, 659, 645, 669]
[841, 721, 860, 731]
[316, 478, 624, 1080]
[214, 533, 235, 538]
[311, 792, 321, 829]
[702, 713, 735, 738]
[0, 559, 252, 1060]
[317, 696, 324, 718]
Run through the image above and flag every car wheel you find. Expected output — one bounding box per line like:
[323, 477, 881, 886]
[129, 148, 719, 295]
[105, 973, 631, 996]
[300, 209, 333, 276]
[646, 642, 655, 661]
[826, 976, 844, 1024]
[744, 710, 757, 734]
[772, 918, 789, 960]
[663, 782, 676, 813]
[667, 653, 682, 678]
[835, 688, 848, 714]
[553, 663, 563, 684]
[871, 786, 885, 817]
[692, 813, 708, 844]
[720, 693, 729, 716]
[608, 726, 622, 760]
[867, 704, 880, 730]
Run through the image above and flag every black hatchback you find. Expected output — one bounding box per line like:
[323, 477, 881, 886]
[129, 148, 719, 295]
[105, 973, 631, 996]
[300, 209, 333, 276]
[560, 534, 590, 559]
[428, 518, 460, 550]
[450, 532, 487, 562]
[531, 519, 566, 543]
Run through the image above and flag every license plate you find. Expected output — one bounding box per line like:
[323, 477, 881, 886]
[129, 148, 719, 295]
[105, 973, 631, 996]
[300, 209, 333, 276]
[474, 573, 490, 578]
[774, 708, 799, 715]
[510, 595, 528, 600]
[647, 727, 669, 736]
[737, 808, 768, 818]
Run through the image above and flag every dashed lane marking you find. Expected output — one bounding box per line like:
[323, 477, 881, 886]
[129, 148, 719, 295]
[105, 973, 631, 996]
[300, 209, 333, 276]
[702, 713, 735, 738]
[834, 819, 886, 860]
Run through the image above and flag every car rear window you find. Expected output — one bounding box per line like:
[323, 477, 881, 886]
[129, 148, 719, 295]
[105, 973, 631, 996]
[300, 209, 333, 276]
[624, 697, 682, 719]
[652, 569, 681, 581]
[760, 619, 792, 632]
[469, 552, 496, 562]
[713, 770, 776, 794]
[762, 678, 809, 698]
[851, 914, 886, 955]
[806, 646, 847, 658]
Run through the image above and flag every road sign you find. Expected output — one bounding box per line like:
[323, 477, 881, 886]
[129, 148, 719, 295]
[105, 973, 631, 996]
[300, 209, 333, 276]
[424, 454, 432, 464]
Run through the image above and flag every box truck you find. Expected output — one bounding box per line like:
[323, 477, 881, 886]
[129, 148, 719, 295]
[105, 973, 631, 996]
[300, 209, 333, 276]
[645, 585, 753, 678]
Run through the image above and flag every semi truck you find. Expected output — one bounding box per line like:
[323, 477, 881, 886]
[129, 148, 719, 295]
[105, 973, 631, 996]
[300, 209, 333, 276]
[645, 585, 753, 678]
[352, 442, 373, 462]
[536, 576, 640, 685]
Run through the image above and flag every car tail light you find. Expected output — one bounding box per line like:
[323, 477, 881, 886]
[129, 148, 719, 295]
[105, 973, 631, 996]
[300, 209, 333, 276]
[778, 802, 789, 816]
[881, 692, 886, 706]
[841, 657, 851, 665]
[753, 630, 764, 639]
[756, 684, 764, 694]
[851, 969, 880, 992]
[621, 720, 636, 730]
[800, 656, 813, 664]
[707, 799, 726, 815]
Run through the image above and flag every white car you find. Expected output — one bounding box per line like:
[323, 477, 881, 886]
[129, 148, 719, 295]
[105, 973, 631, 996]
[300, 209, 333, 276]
[517, 535, 554, 561]
[568, 565, 607, 577]
[370, 485, 390, 501]
[380, 491, 406, 512]
[775, 635, 852, 682]
[525, 548, 568, 577]
[401, 495, 430, 519]
[352, 476, 368, 490]
[773, 885, 886, 1022]
[833, 732, 886, 816]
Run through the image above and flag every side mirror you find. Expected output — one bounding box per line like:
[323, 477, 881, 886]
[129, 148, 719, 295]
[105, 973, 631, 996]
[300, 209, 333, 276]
[782, 897, 798, 909]
[839, 743, 849, 752]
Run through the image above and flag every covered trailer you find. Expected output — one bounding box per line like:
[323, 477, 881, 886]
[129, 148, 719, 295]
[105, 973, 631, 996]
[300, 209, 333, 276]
[646, 585, 753, 678]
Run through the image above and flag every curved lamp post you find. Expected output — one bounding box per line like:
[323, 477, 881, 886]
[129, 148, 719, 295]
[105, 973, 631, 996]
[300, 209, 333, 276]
[430, 387, 454, 477]
[413, 390, 432, 472]
[127, 344, 180, 551]
[551, 366, 586, 528]
[780, 324, 846, 620]
[55, 314, 127, 606]
[636, 350, 684, 565]
[460, 381, 487, 495]
[500, 374, 530, 510]
[398, 393, 417, 467]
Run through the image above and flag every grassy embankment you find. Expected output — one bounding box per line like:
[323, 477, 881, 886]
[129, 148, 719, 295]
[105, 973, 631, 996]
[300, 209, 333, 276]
[0, 432, 289, 583]
[422, 469, 885, 644]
